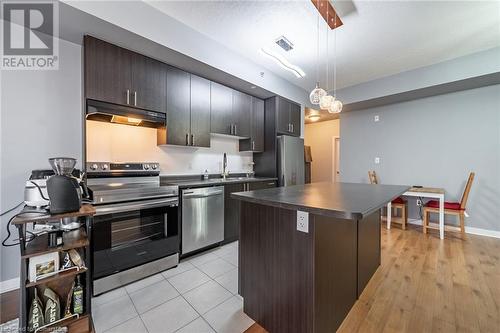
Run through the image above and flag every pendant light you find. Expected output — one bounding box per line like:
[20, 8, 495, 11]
[328, 12, 343, 113]
[309, 13, 326, 105]
[320, 7, 334, 110]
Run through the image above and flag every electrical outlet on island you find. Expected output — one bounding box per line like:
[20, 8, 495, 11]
[297, 211, 309, 233]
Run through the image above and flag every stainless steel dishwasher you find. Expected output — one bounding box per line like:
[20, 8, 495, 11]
[182, 186, 224, 254]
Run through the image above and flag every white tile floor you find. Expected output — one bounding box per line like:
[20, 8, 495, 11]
[92, 241, 253, 333]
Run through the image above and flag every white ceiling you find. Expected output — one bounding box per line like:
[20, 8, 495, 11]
[146, 0, 500, 93]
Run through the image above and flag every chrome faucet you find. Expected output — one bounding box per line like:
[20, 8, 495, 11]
[222, 153, 228, 180]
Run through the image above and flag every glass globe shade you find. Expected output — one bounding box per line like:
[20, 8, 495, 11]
[328, 99, 343, 113]
[309, 85, 326, 105]
[319, 95, 334, 110]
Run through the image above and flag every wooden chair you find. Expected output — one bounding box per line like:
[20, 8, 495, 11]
[368, 171, 408, 229]
[423, 172, 475, 237]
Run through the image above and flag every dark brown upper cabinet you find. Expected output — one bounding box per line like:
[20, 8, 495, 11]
[84, 36, 167, 113]
[210, 82, 253, 138]
[131, 52, 167, 112]
[160, 69, 211, 148]
[276, 97, 301, 137]
[210, 82, 233, 135]
[239, 97, 264, 152]
[84, 36, 131, 107]
[165, 66, 190, 146]
[190, 75, 211, 148]
[232, 90, 251, 138]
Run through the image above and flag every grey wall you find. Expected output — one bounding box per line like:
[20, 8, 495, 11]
[339, 84, 500, 231]
[336, 47, 500, 105]
[0, 39, 83, 283]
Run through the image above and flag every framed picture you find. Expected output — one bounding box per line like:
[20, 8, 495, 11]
[28, 252, 60, 282]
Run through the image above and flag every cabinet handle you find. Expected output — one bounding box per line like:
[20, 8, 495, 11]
[291, 124, 294, 133]
[134, 91, 137, 106]
[185, 133, 189, 146]
[252, 141, 255, 151]
[191, 134, 194, 146]
[234, 124, 237, 136]
[267, 182, 275, 186]
[126, 89, 130, 105]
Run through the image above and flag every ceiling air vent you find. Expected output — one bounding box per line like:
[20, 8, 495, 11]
[275, 36, 294, 52]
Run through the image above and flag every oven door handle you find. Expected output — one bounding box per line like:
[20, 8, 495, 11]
[94, 197, 178, 216]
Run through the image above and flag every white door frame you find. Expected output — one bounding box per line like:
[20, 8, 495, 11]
[332, 136, 340, 182]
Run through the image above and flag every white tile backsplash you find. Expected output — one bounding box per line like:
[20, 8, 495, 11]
[86, 121, 253, 175]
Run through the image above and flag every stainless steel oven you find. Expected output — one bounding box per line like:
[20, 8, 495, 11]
[87, 162, 179, 295]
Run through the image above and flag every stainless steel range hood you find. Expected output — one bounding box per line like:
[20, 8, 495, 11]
[86, 99, 166, 129]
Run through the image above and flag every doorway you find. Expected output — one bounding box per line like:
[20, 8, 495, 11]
[332, 137, 340, 182]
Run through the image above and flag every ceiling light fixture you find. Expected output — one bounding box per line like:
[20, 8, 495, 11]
[328, 11, 342, 113]
[317, 5, 343, 114]
[259, 47, 305, 78]
[309, 14, 326, 105]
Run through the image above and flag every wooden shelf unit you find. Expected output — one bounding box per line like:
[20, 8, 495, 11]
[22, 228, 89, 259]
[14, 205, 95, 333]
[12, 205, 96, 225]
[37, 314, 93, 333]
[26, 267, 88, 288]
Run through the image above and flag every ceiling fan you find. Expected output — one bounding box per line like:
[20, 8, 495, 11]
[310, 0, 357, 29]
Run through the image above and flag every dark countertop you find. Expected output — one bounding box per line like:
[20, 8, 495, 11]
[161, 176, 277, 188]
[231, 182, 410, 220]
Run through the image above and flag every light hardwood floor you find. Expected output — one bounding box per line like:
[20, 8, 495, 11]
[246, 225, 500, 333]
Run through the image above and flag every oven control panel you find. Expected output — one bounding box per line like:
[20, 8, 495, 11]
[86, 162, 160, 175]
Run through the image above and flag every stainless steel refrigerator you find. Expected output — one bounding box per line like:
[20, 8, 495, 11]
[277, 135, 305, 186]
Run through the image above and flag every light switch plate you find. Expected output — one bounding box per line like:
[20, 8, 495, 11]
[297, 211, 309, 233]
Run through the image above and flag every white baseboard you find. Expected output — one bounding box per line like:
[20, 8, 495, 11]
[407, 219, 500, 239]
[0, 277, 19, 293]
[464, 226, 500, 238]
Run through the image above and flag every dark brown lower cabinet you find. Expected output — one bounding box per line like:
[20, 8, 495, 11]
[223, 183, 244, 244]
[239, 202, 380, 333]
[248, 181, 276, 191]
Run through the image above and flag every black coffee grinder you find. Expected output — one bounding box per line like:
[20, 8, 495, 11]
[46, 157, 83, 214]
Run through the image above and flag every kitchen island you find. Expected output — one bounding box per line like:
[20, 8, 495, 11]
[232, 182, 409, 333]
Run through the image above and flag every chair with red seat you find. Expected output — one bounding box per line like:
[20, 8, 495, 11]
[423, 172, 475, 237]
[368, 171, 408, 230]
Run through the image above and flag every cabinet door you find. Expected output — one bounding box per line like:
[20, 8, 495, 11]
[251, 97, 265, 151]
[210, 82, 233, 135]
[190, 75, 211, 148]
[84, 36, 131, 106]
[248, 181, 276, 191]
[166, 67, 191, 146]
[224, 183, 245, 243]
[289, 102, 301, 137]
[131, 52, 167, 112]
[276, 98, 291, 134]
[232, 91, 251, 138]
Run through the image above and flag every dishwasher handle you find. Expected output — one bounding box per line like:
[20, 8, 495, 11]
[183, 190, 223, 199]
